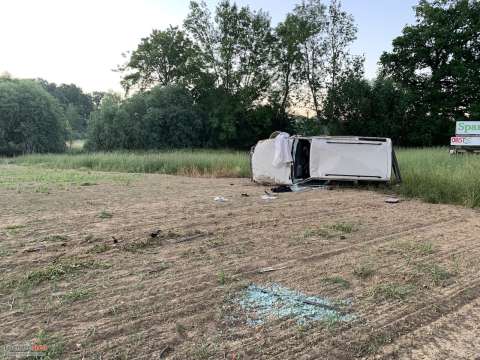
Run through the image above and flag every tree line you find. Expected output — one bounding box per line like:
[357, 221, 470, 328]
[90, 0, 359, 150]
[1, 0, 479, 155]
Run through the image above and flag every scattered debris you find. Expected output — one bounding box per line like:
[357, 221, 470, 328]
[261, 195, 277, 200]
[385, 197, 400, 204]
[159, 346, 171, 359]
[22, 245, 46, 253]
[80, 182, 97, 186]
[214, 196, 228, 202]
[271, 185, 292, 193]
[237, 283, 354, 326]
[255, 266, 289, 274]
[146, 262, 170, 275]
[301, 299, 338, 312]
[290, 183, 332, 192]
[0, 297, 15, 310]
[150, 229, 162, 238]
[175, 233, 205, 244]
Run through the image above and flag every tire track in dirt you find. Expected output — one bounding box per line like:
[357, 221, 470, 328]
[380, 297, 480, 359]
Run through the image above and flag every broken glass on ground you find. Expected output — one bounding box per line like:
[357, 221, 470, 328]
[237, 283, 354, 326]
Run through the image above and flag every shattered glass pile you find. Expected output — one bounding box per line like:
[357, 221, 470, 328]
[237, 283, 354, 326]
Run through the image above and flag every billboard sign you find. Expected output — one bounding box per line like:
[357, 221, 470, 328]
[451, 136, 480, 146]
[456, 121, 480, 135]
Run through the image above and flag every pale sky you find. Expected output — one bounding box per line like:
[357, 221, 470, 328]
[0, 0, 418, 93]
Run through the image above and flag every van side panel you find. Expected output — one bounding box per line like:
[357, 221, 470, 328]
[252, 139, 293, 185]
[309, 138, 392, 181]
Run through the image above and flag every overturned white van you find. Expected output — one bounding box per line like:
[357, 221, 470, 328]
[250, 133, 401, 186]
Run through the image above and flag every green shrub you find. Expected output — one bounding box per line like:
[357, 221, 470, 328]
[0, 78, 66, 155]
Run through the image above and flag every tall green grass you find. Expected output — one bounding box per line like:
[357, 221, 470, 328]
[396, 147, 480, 207]
[5, 150, 251, 178]
[4, 148, 480, 207]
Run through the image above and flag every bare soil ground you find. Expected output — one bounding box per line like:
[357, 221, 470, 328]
[1, 166, 480, 359]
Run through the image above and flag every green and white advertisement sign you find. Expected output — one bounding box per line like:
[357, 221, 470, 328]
[456, 121, 480, 135]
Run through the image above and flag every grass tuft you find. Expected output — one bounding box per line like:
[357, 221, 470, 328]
[5, 224, 25, 230]
[0, 247, 13, 257]
[98, 210, 113, 219]
[217, 270, 227, 285]
[322, 276, 351, 289]
[416, 263, 453, 286]
[303, 228, 332, 239]
[19, 259, 111, 289]
[5, 224, 26, 235]
[35, 329, 65, 359]
[355, 333, 393, 356]
[190, 342, 217, 360]
[88, 243, 111, 254]
[415, 242, 435, 255]
[328, 222, 356, 234]
[368, 283, 415, 302]
[353, 264, 375, 279]
[43, 234, 68, 242]
[60, 288, 93, 304]
[322, 312, 343, 329]
[175, 323, 187, 337]
[393, 241, 435, 256]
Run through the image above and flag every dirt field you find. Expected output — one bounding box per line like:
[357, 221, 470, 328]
[1, 166, 480, 359]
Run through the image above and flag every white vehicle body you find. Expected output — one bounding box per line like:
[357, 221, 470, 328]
[251, 135, 400, 185]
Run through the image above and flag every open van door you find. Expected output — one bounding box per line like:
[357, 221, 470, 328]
[251, 139, 293, 185]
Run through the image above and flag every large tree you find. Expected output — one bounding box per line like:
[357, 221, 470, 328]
[381, 0, 480, 144]
[322, 0, 358, 126]
[184, 0, 279, 146]
[184, 0, 275, 104]
[0, 78, 66, 155]
[119, 26, 205, 93]
[293, 0, 357, 128]
[293, 0, 328, 122]
[273, 13, 306, 115]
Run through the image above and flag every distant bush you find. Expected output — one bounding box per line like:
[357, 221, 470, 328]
[36, 79, 95, 140]
[0, 78, 66, 155]
[86, 86, 204, 151]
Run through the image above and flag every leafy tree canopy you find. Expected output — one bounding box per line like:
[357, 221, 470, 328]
[381, 0, 480, 142]
[36, 79, 95, 138]
[0, 78, 66, 155]
[119, 26, 207, 93]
